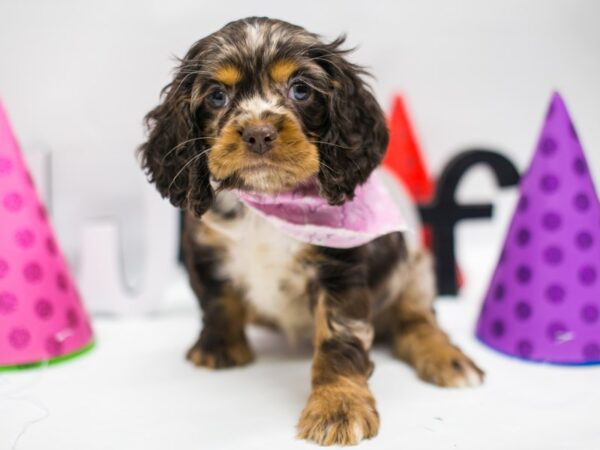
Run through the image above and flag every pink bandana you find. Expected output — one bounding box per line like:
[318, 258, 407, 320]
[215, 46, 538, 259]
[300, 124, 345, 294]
[237, 171, 408, 248]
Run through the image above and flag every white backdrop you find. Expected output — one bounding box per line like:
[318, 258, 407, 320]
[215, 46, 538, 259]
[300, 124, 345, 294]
[1, 0, 599, 286]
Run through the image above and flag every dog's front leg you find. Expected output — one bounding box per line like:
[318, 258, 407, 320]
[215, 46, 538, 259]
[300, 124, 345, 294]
[183, 227, 254, 369]
[298, 252, 378, 446]
[186, 283, 254, 369]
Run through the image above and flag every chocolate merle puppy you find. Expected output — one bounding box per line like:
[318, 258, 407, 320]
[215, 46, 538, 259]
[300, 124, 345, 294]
[139, 17, 483, 446]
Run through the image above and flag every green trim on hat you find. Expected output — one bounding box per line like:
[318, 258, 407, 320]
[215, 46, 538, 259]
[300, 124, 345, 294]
[0, 340, 95, 372]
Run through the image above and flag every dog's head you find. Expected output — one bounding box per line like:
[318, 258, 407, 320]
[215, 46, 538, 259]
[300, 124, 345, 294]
[139, 17, 388, 216]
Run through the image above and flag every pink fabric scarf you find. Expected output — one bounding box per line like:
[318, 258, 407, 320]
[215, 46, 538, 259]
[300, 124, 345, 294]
[237, 171, 408, 248]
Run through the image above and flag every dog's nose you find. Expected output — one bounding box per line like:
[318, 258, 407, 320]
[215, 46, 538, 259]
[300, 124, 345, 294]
[242, 124, 277, 155]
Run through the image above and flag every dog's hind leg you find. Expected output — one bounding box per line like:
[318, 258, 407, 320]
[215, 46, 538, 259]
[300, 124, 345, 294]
[390, 250, 484, 387]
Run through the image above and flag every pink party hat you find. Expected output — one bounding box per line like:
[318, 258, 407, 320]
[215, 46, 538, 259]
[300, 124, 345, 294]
[476, 92, 600, 365]
[0, 100, 94, 370]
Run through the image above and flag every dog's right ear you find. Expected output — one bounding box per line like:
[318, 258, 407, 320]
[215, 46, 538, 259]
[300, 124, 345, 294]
[137, 40, 214, 217]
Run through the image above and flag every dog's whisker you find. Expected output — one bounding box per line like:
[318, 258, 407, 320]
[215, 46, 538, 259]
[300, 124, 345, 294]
[269, 140, 325, 174]
[318, 161, 335, 173]
[314, 159, 336, 176]
[281, 139, 350, 152]
[308, 140, 354, 150]
[166, 149, 210, 194]
[161, 137, 213, 162]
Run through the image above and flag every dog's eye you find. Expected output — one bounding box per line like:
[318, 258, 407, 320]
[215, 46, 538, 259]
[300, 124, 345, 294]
[288, 82, 311, 101]
[207, 89, 229, 108]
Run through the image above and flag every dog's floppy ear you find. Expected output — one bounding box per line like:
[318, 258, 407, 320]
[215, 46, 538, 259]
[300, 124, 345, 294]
[311, 36, 389, 205]
[138, 40, 213, 217]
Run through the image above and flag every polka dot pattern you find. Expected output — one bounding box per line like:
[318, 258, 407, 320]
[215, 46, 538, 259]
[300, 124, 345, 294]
[493, 283, 505, 302]
[583, 343, 600, 360]
[515, 301, 532, 320]
[56, 272, 68, 292]
[542, 212, 561, 231]
[540, 174, 560, 193]
[516, 340, 533, 357]
[540, 137, 557, 156]
[545, 284, 565, 304]
[67, 308, 80, 328]
[15, 228, 35, 248]
[574, 192, 590, 212]
[516, 265, 532, 284]
[3, 192, 23, 212]
[581, 304, 598, 324]
[574, 158, 587, 176]
[35, 298, 54, 319]
[38, 205, 47, 222]
[516, 228, 531, 246]
[46, 237, 57, 256]
[45, 335, 63, 356]
[23, 262, 43, 283]
[0, 102, 93, 367]
[579, 266, 597, 285]
[9, 328, 31, 349]
[576, 231, 593, 250]
[491, 320, 505, 337]
[477, 93, 600, 365]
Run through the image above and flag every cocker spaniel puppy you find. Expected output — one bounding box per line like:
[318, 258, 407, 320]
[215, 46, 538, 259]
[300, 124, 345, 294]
[139, 17, 483, 446]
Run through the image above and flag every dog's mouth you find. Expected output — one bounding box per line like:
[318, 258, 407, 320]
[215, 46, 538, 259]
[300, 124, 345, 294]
[207, 114, 320, 194]
[237, 160, 281, 175]
[231, 156, 313, 194]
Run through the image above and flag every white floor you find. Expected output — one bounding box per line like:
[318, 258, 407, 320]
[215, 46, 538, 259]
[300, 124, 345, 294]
[2, 220, 600, 450]
[2, 297, 599, 449]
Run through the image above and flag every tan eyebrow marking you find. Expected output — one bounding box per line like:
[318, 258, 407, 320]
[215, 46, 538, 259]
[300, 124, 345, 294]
[269, 59, 298, 83]
[214, 64, 242, 86]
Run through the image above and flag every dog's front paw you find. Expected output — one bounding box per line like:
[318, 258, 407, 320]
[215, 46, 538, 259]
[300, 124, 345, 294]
[414, 344, 484, 388]
[297, 379, 379, 446]
[186, 338, 254, 369]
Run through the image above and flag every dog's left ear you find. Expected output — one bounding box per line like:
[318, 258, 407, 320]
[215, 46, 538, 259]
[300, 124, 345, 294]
[311, 36, 389, 205]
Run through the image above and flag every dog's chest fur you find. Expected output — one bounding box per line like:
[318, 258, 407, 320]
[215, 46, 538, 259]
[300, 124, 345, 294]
[198, 195, 316, 341]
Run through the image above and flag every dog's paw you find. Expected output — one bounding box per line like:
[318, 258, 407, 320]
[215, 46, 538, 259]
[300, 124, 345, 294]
[414, 344, 484, 388]
[297, 379, 379, 446]
[186, 339, 254, 369]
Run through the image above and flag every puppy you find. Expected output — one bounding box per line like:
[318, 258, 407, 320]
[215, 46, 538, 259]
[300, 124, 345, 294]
[139, 17, 483, 446]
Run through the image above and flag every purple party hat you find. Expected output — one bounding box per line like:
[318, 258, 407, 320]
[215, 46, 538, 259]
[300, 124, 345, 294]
[476, 92, 600, 365]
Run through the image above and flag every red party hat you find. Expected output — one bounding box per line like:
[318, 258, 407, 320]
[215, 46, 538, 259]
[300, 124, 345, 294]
[382, 95, 435, 203]
[382, 95, 464, 289]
